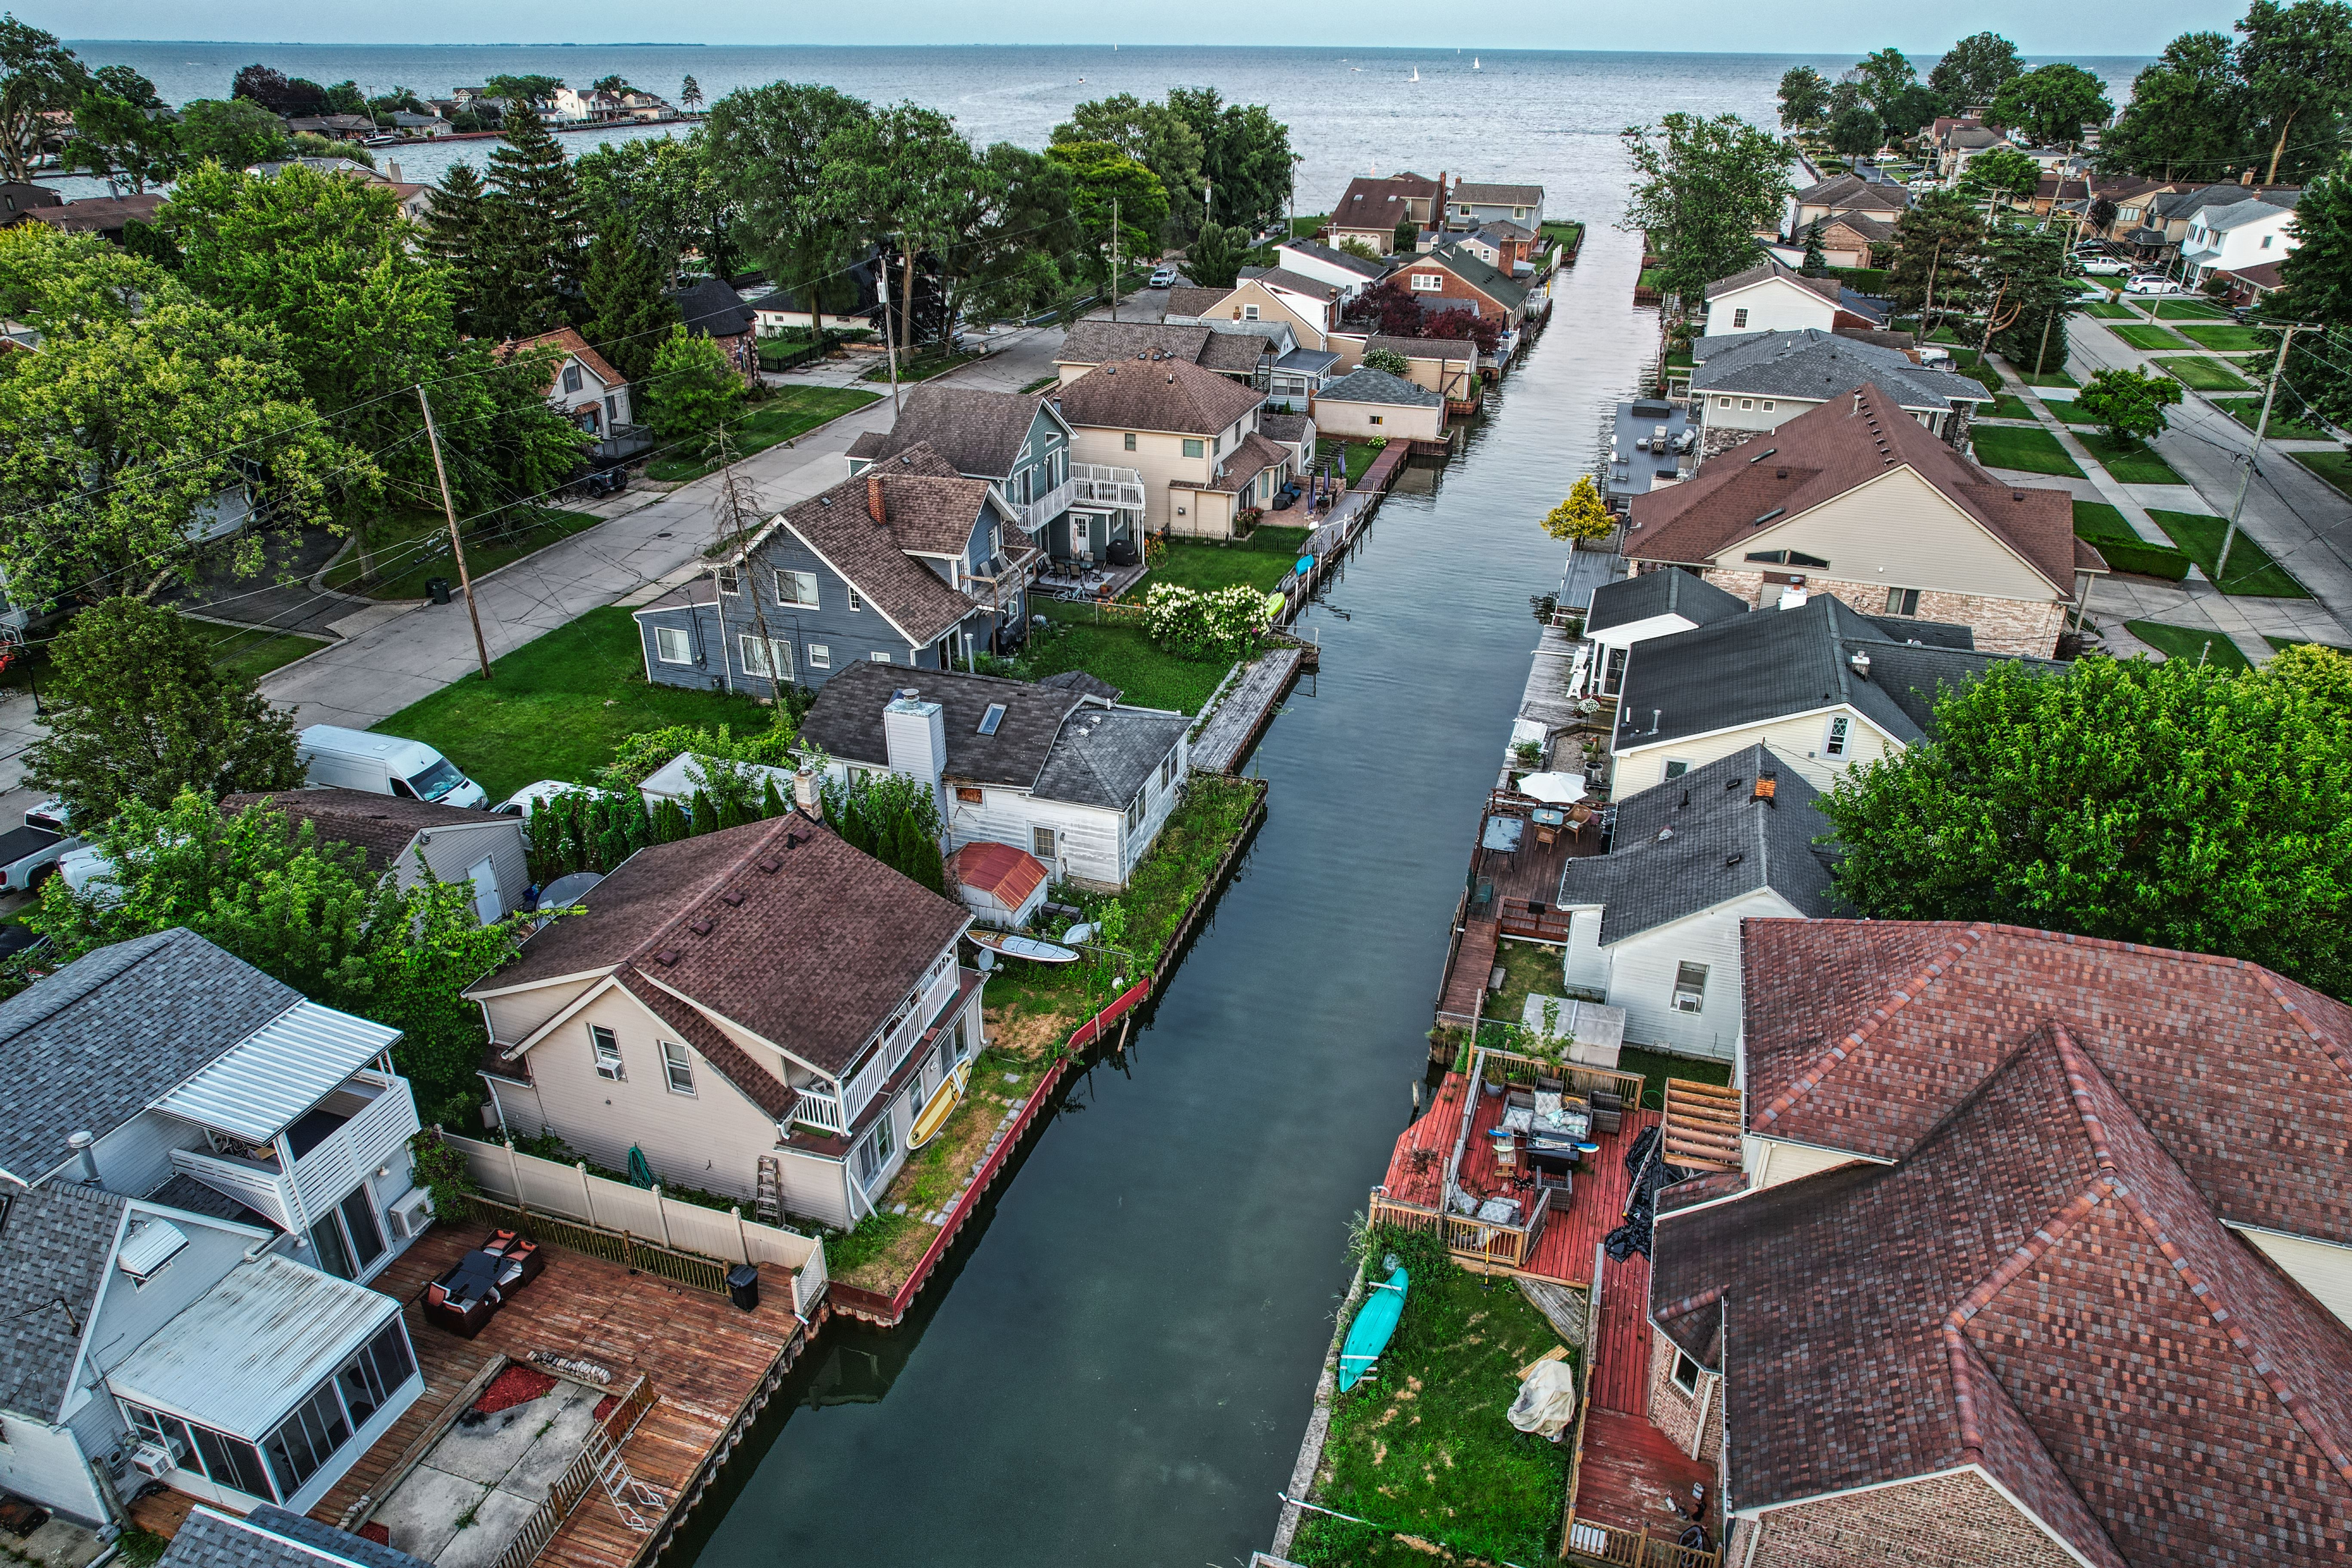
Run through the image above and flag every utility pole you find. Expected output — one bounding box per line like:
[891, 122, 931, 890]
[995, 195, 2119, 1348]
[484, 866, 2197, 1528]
[879, 245, 902, 416]
[1109, 196, 1121, 323]
[1203, 177, 1214, 230]
[2216, 322, 2312, 586]
[417, 387, 492, 681]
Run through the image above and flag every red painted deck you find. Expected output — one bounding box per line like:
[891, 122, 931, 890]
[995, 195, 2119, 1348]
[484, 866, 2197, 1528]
[1574, 1408, 1717, 1540]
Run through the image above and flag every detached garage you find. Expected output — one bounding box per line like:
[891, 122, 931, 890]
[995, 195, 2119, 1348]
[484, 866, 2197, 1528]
[1311, 367, 1445, 442]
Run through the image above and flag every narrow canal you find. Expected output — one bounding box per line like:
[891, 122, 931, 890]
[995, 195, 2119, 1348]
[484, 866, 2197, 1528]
[681, 188, 1660, 1568]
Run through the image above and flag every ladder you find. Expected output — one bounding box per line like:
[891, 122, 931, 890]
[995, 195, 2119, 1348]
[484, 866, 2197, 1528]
[589, 1431, 666, 1532]
[754, 1154, 783, 1225]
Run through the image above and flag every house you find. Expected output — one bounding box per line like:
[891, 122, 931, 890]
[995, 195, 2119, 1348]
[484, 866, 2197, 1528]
[670, 277, 758, 380]
[2214, 257, 2287, 307]
[500, 325, 633, 438]
[1649, 919, 2352, 1566]
[1554, 746, 1835, 1059]
[745, 268, 879, 336]
[1626, 382, 2097, 655]
[2180, 195, 2300, 287]
[1454, 220, 1537, 273]
[1446, 180, 1544, 231]
[1700, 258, 1882, 338]
[632, 443, 1035, 689]
[1309, 365, 1445, 441]
[1938, 124, 2008, 180]
[1053, 318, 1285, 395]
[1327, 171, 1448, 254]
[1169, 269, 1344, 350]
[1273, 238, 1388, 297]
[1574, 565, 1749, 697]
[2139, 180, 2300, 257]
[0, 1178, 424, 1528]
[1796, 212, 1896, 269]
[1258, 407, 1317, 472]
[1607, 591, 2061, 791]
[1685, 330, 1989, 451]
[1782, 172, 1908, 240]
[1334, 334, 1480, 402]
[159, 1505, 433, 1568]
[22, 193, 163, 243]
[1056, 353, 1289, 539]
[280, 114, 377, 140]
[0, 182, 60, 218]
[798, 663, 1190, 891]
[1396, 245, 1528, 328]
[218, 788, 531, 923]
[464, 812, 982, 1230]
[844, 385, 1095, 563]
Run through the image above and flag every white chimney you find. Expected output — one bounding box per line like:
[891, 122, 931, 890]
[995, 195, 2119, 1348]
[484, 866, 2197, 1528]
[794, 765, 822, 820]
[1777, 586, 1809, 610]
[882, 688, 948, 818]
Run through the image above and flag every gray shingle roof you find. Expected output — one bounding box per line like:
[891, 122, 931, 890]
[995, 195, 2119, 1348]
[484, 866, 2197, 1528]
[1033, 707, 1190, 810]
[2192, 196, 2293, 231]
[1583, 568, 1750, 634]
[0, 1177, 123, 1418]
[1557, 744, 1838, 943]
[1452, 181, 1543, 206]
[1316, 366, 1444, 408]
[160, 1505, 434, 1568]
[841, 385, 1050, 481]
[1689, 329, 1988, 413]
[0, 930, 299, 1184]
[670, 278, 755, 338]
[1704, 258, 1841, 304]
[1057, 319, 1214, 368]
[1424, 244, 1528, 310]
[799, 662, 1085, 792]
[1242, 266, 1341, 301]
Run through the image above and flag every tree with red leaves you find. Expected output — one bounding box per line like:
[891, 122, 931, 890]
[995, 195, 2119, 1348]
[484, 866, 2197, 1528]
[1423, 306, 1501, 355]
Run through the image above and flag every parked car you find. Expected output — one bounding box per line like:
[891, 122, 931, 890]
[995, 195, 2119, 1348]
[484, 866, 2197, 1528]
[0, 800, 80, 893]
[1147, 265, 1180, 289]
[1906, 177, 1940, 192]
[55, 843, 117, 902]
[494, 779, 617, 817]
[2077, 257, 2131, 276]
[298, 724, 488, 808]
[2125, 275, 2186, 295]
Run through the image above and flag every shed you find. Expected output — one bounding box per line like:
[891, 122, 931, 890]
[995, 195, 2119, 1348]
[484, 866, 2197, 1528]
[1311, 366, 1445, 441]
[947, 841, 1050, 927]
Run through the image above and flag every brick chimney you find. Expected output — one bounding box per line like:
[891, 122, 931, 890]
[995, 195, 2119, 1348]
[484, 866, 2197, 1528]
[866, 473, 887, 525]
[2240, 167, 2255, 186]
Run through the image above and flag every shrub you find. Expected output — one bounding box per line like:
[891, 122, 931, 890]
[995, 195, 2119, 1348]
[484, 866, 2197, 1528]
[1138, 582, 1276, 662]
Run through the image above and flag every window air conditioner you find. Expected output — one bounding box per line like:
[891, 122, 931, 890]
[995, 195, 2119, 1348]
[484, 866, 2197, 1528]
[132, 1442, 177, 1478]
[387, 1186, 436, 1241]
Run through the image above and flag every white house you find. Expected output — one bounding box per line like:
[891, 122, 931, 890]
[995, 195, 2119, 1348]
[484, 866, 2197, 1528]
[503, 327, 633, 437]
[2180, 197, 2299, 288]
[1554, 745, 1837, 1059]
[221, 788, 532, 923]
[1699, 259, 1861, 338]
[1575, 566, 1751, 699]
[1273, 238, 1388, 299]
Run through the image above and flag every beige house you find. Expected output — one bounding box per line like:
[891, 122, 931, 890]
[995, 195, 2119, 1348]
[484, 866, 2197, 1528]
[1328, 333, 1479, 399]
[221, 787, 531, 922]
[466, 813, 982, 1231]
[1327, 171, 1448, 253]
[1058, 353, 1291, 538]
[1165, 269, 1343, 351]
[1310, 365, 1444, 441]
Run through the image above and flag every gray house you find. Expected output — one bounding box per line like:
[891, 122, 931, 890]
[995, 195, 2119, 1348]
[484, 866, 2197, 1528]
[1447, 180, 1545, 231]
[220, 789, 531, 921]
[633, 443, 1035, 692]
[845, 386, 1078, 559]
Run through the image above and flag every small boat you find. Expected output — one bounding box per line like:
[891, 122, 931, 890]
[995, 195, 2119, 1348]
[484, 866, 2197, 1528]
[1294, 554, 1315, 575]
[1473, 57, 1482, 68]
[968, 930, 1081, 964]
[1063, 921, 1097, 946]
[1339, 1264, 1409, 1392]
[1409, 66, 1420, 81]
[909, 1059, 972, 1149]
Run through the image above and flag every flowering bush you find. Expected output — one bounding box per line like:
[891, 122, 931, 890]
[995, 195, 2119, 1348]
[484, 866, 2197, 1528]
[1140, 582, 1273, 662]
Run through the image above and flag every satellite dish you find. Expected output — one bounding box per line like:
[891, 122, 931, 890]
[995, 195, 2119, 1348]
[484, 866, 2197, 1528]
[974, 948, 997, 972]
[536, 871, 604, 910]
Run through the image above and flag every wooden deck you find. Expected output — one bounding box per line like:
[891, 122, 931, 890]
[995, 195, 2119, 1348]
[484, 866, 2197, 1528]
[1476, 800, 1605, 941]
[1190, 647, 1305, 775]
[1436, 917, 1498, 1025]
[1572, 1409, 1717, 1542]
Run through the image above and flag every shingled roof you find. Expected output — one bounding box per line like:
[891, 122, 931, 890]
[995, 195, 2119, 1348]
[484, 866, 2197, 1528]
[219, 788, 507, 876]
[1655, 920, 2352, 1566]
[799, 662, 1087, 791]
[1689, 329, 1989, 414]
[838, 385, 1052, 481]
[1582, 567, 1749, 635]
[1056, 354, 1265, 437]
[723, 455, 989, 644]
[1057, 319, 1214, 368]
[1316, 366, 1443, 408]
[0, 1178, 125, 1419]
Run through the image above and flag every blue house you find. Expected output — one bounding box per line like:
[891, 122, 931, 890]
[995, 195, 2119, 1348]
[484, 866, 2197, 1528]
[845, 385, 1079, 549]
[632, 444, 1036, 694]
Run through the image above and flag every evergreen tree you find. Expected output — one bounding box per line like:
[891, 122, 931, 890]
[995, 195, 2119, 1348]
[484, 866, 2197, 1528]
[424, 161, 491, 336]
[654, 798, 689, 842]
[580, 218, 679, 385]
[760, 776, 788, 818]
[480, 111, 585, 338]
[1800, 220, 1828, 275]
[689, 787, 715, 834]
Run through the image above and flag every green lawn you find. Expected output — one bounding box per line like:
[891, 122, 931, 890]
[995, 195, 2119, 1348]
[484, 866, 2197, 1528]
[182, 619, 329, 681]
[1955, 360, 2003, 397]
[2148, 509, 2308, 597]
[1539, 220, 1585, 252]
[1618, 1048, 1733, 1113]
[2125, 619, 2255, 672]
[2176, 323, 2272, 353]
[2211, 397, 2330, 442]
[2111, 323, 2192, 351]
[2152, 299, 2226, 320]
[1969, 424, 2084, 478]
[1316, 438, 1384, 485]
[861, 348, 983, 384]
[374, 606, 777, 801]
[1291, 1255, 1569, 1568]
[2161, 356, 2253, 393]
[2011, 367, 2079, 388]
[1983, 394, 2036, 422]
[643, 386, 884, 482]
[1131, 527, 1314, 599]
[2292, 448, 2352, 498]
[2080, 300, 2137, 320]
[1019, 374, 1059, 394]
[1291, 212, 1329, 237]
[2269, 635, 2352, 653]
[1016, 604, 1234, 715]
[2079, 433, 2183, 485]
[2072, 500, 2193, 581]
[326, 507, 607, 600]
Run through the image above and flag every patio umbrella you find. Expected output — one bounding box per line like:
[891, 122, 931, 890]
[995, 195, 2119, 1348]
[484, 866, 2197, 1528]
[1518, 771, 1586, 804]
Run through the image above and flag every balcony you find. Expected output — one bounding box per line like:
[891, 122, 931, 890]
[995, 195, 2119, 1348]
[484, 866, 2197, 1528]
[170, 1071, 421, 1234]
[792, 961, 968, 1137]
[1071, 462, 1146, 512]
[1014, 477, 1076, 534]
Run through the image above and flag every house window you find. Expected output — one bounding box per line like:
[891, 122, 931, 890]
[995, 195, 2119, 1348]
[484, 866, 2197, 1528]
[2263, 233, 2274, 248]
[1242, 304, 1260, 320]
[1672, 1351, 1703, 1396]
[334, 1320, 414, 1433]
[1740, 399, 1753, 411]
[1369, 414, 1384, 426]
[870, 651, 892, 663]
[123, 1402, 275, 1500]
[1716, 397, 1731, 409]
[956, 786, 984, 803]
[1125, 794, 1145, 834]
[1825, 715, 1851, 757]
[1732, 307, 1748, 329]
[1761, 400, 1775, 412]
[1183, 438, 1205, 458]
[1160, 752, 1177, 790]
[1124, 432, 1138, 451]
[1885, 587, 1920, 616]
[807, 643, 831, 669]
[846, 586, 863, 612]
[1411, 272, 1443, 291]
[661, 1040, 695, 1095]
[562, 365, 583, 394]
[654, 626, 691, 664]
[262, 1379, 354, 1499]
[1672, 962, 1709, 1014]
[716, 568, 741, 595]
[1032, 825, 1057, 859]
[775, 570, 818, 608]
[590, 1025, 624, 1080]
[1663, 760, 1690, 779]
[738, 635, 793, 681]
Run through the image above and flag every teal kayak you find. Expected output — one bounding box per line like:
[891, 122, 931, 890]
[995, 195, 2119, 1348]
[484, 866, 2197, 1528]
[1337, 1265, 1409, 1392]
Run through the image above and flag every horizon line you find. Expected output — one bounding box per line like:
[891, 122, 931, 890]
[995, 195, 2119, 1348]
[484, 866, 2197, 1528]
[61, 39, 2159, 58]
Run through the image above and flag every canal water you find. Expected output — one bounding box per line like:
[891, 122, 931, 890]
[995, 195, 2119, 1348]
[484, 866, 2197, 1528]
[679, 188, 1659, 1568]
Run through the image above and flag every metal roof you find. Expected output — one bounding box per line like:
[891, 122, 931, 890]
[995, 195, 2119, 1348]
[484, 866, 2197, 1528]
[108, 1255, 400, 1438]
[151, 1000, 401, 1143]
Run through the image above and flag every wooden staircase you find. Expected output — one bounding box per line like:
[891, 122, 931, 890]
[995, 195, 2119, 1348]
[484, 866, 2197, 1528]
[1660, 1080, 1743, 1172]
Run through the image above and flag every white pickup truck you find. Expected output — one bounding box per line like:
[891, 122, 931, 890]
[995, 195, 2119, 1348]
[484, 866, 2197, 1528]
[0, 799, 81, 893]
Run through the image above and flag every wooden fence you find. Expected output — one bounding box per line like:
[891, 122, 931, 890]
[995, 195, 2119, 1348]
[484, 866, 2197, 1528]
[489, 1373, 659, 1568]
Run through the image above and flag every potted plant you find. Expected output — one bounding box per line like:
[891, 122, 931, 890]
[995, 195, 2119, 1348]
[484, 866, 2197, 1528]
[1511, 739, 1545, 769]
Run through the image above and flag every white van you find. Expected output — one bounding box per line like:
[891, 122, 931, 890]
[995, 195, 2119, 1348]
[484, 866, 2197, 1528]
[298, 725, 488, 809]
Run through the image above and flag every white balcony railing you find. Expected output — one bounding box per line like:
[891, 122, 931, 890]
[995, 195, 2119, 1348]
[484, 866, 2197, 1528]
[1014, 477, 1076, 534]
[169, 1071, 419, 1235]
[792, 1090, 845, 1135]
[1072, 463, 1146, 512]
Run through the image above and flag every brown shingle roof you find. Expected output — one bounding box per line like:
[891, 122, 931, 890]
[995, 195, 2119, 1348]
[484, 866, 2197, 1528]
[1057, 319, 1213, 367]
[503, 325, 626, 392]
[1333, 174, 1441, 225]
[1195, 332, 1275, 374]
[840, 384, 1048, 479]
[1056, 354, 1265, 438]
[724, 457, 982, 643]
[1163, 286, 1232, 318]
[1625, 383, 2078, 595]
[1204, 430, 1294, 492]
[219, 788, 506, 875]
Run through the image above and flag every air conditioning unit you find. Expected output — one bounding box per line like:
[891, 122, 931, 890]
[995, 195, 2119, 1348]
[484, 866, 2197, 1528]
[387, 1186, 436, 1241]
[131, 1442, 176, 1478]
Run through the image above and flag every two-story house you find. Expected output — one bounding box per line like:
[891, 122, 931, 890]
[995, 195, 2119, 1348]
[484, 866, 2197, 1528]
[502, 327, 633, 438]
[1700, 258, 1885, 339]
[1167, 268, 1346, 351]
[1058, 353, 1290, 540]
[1454, 221, 1537, 274]
[1273, 238, 1388, 298]
[632, 444, 1035, 692]
[1626, 383, 2100, 654]
[465, 812, 981, 1231]
[1327, 171, 1448, 254]
[2180, 195, 2300, 287]
[1396, 244, 1529, 329]
[1780, 172, 1907, 242]
[1685, 330, 1989, 454]
[219, 789, 532, 923]
[843, 385, 1103, 565]
[798, 664, 1191, 892]
[1446, 180, 1544, 232]
[1574, 566, 1751, 699]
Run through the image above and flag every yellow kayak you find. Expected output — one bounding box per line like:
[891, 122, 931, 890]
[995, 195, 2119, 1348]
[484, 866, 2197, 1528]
[909, 1060, 973, 1150]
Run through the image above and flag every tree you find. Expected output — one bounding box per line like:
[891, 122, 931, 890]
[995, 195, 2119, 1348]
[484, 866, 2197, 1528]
[65, 65, 180, 195]
[1166, 86, 1294, 235]
[484, 73, 563, 105]
[818, 102, 984, 356]
[938, 141, 1076, 328]
[1800, 220, 1828, 274]
[1338, 235, 1380, 261]
[2075, 365, 2187, 445]
[1362, 347, 1412, 375]
[1054, 92, 1202, 240]
[24, 598, 302, 825]
[644, 325, 744, 444]
[576, 131, 729, 282]
[1393, 216, 1418, 252]
[422, 160, 490, 334]
[1978, 227, 2080, 369]
[1990, 63, 2114, 147]
[1619, 113, 1792, 308]
[2269, 153, 2352, 417]
[1423, 306, 1502, 356]
[1778, 65, 1829, 129]
[1816, 656, 2352, 1000]
[1185, 220, 1249, 288]
[1044, 138, 1168, 291]
[706, 82, 871, 331]
[479, 109, 586, 338]
[2100, 33, 2250, 181]
[1879, 83, 1946, 145]
[1855, 48, 1918, 111]
[1957, 145, 2042, 206]
[0, 14, 86, 184]
[1540, 476, 1615, 543]
[679, 74, 702, 111]
[1930, 32, 2024, 107]
[2238, 0, 2352, 185]
[177, 97, 288, 169]
[581, 218, 680, 384]
[1828, 106, 1882, 163]
[232, 64, 328, 117]
[591, 74, 632, 96]
[1883, 187, 1985, 331]
[323, 80, 366, 116]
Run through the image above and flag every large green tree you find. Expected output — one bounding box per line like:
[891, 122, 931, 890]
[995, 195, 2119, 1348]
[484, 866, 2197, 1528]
[421, 160, 491, 334]
[23, 598, 303, 826]
[1828, 105, 1883, 162]
[1618, 113, 1792, 307]
[1053, 92, 1203, 242]
[1979, 227, 2080, 371]
[2238, 0, 2352, 184]
[1929, 31, 2024, 107]
[1854, 47, 1919, 114]
[2268, 153, 2352, 418]
[1957, 144, 2042, 205]
[176, 97, 289, 169]
[2075, 365, 2187, 445]
[1882, 187, 1984, 332]
[478, 110, 586, 338]
[1044, 138, 1168, 291]
[1817, 655, 2352, 1000]
[643, 324, 745, 445]
[0, 14, 87, 184]
[704, 82, 871, 327]
[1990, 63, 2115, 147]
[818, 102, 984, 359]
[64, 65, 179, 195]
[1778, 65, 1829, 129]
[938, 141, 1078, 328]
[575, 129, 733, 282]
[580, 218, 680, 384]
[1166, 86, 1293, 235]
[2100, 33, 2250, 180]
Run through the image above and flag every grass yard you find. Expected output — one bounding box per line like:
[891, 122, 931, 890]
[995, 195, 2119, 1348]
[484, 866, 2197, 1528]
[2175, 323, 2273, 353]
[1620, 1048, 1733, 1113]
[1291, 1254, 1570, 1568]
[2292, 448, 2352, 498]
[644, 386, 884, 482]
[1317, 438, 1385, 485]
[2080, 300, 2137, 320]
[2152, 299, 2226, 319]
[1019, 374, 1059, 394]
[2269, 635, 2352, 653]
[375, 606, 776, 801]
[2212, 397, 2331, 442]
[2125, 619, 2254, 672]
[2072, 500, 2193, 581]
[2148, 509, 2308, 597]
[1017, 602, 1235, 715]
[1131, 527, 1314, 599]
[1968, 424, 2084, 478]
[1983, 394, 2036, 421]
[862, 348, 984, 384]
[2079, 433, 2184, 485]
[2160, 356, 2253, 393]
[1955, 361, 2003, 397]
[2110, 323, 2193, 351]
[182, 619, 329, 681]
[326, 507, 606, 600]
[2011, 366, 2079, 388]
[1485, 938, 1565, 1039]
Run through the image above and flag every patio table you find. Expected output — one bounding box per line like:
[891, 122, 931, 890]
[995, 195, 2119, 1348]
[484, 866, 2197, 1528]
[1481, 816, 1525, 853]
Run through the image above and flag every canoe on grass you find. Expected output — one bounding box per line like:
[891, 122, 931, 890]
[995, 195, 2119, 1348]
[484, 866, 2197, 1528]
[968, 930, 1081, 963]
[909, 1060, 972, 1150]
[1337, 1264, 1409, 1392]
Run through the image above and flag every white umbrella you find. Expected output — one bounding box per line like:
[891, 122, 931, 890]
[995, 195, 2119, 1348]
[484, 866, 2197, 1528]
[1518, 771, 1586, 804]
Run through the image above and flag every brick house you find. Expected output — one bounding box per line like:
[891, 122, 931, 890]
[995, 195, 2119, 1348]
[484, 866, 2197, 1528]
[1648, 919, 2352, 1566]
[1624, 382, 2103, 656]
[1395, 244, 1528, 327]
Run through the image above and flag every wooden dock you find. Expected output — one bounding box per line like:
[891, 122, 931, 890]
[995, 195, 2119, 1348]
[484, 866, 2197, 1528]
[1190, 647, 1304, 775]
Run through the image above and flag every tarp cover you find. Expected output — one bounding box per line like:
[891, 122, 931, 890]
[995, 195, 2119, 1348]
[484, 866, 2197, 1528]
[1508, 1358, 1579, 1439]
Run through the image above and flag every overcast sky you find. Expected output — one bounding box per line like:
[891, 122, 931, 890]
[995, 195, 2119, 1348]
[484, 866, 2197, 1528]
[44, 0, 2215, 55]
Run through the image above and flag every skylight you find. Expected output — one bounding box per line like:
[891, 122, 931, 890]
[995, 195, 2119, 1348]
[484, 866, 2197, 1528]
[978, 703, 1007, 736]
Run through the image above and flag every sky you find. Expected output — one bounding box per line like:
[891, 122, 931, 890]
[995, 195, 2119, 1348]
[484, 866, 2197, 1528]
[37, 0, 2227, 55]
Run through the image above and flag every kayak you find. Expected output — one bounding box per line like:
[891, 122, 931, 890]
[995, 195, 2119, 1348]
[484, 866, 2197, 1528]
[968, 930, 1080, 964]
[909, 1060, 972, 1150]
[1337, 1264, 1409, 1392]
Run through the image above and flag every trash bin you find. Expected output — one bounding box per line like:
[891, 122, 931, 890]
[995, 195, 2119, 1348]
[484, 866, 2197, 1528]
[726, 1263, 760, 1312]
[426, 577, 452, 606]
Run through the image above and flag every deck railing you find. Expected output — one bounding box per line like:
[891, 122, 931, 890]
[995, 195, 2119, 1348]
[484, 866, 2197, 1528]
[489, 1373, 660, 1568]
[1367, 1184, 1551, 1270]
[1563, 1520, 1718, 1568]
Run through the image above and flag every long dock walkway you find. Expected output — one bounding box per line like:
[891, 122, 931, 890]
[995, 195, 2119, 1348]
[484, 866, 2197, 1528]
[1190, 647, 1305, 774]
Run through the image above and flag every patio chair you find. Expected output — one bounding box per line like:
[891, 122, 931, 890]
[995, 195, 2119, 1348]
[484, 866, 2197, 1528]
[1589, 1089, 1624, 1136]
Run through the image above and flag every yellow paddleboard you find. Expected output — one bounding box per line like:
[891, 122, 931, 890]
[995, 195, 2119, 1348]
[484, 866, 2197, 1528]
[909, 1060, 973, 1150]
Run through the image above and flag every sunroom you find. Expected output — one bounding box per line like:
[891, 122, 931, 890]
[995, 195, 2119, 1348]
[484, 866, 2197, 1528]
[106, 1255, 422, 1516]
